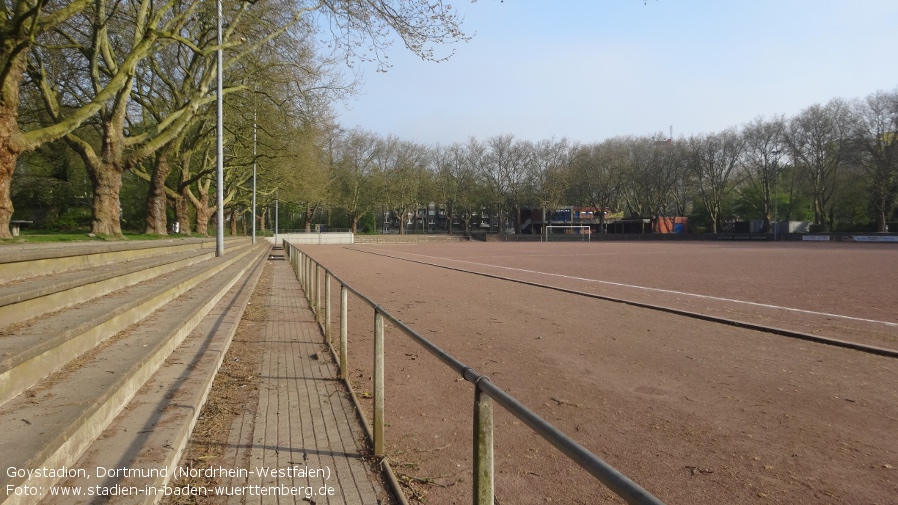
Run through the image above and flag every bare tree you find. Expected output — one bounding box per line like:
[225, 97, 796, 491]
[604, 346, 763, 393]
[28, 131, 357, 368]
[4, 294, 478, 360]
[477, 134, 527, 233]
[784, 99, 853, 231]
[687, 128, 744, 233]
[382, 138, 429, 234]
[738, 116, 786, 232]
[330, 128, 383, 233]
[433, 142, 479, 235]
[850, 89, 898, 232]
[568, 140, 621, 233]
[619, 135, 682, 223]
[528, 137, 571, 233]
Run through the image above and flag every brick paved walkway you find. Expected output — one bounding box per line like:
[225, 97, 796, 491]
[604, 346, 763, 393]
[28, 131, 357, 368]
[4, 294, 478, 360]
[219, 258, 388, 504]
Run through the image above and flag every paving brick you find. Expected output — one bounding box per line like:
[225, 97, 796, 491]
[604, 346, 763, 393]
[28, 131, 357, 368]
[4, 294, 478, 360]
[221, 259, 387, 504]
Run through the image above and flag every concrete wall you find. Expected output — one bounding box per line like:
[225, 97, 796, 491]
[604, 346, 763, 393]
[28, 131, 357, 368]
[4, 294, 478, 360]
[353, 234, 469, 244]
[270, 232, 354, 245]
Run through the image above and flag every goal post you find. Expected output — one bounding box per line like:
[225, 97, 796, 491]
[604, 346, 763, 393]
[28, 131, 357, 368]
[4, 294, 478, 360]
[543, 225, 592, 242]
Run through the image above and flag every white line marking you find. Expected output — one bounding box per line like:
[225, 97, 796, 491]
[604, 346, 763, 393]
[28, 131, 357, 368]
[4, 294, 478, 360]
[374, 249, 898, 329]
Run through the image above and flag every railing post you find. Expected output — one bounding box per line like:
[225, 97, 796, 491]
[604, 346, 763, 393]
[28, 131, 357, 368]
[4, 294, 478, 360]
[373, 310, 385, 457]
[309, 261, 316, 315]
[340, 285, 348, 380]
[292, 247, 298, 276]
[473, 384, 494, 505]
[315, 263, 322, 320]
[324, 272, 332, 343]
[300, 254, 306, 292]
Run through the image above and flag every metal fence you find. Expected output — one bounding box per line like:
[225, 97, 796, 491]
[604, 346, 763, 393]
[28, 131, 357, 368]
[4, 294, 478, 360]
[284, 240, 666, 505]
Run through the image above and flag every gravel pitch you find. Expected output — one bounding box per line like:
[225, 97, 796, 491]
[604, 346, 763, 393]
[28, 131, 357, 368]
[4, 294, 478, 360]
[305, 241, 898, 505]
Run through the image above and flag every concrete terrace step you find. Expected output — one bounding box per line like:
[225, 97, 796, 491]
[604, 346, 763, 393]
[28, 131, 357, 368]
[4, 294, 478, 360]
[0, 247, 217, 327]
[0, 237, 247, 284]
[39, 252, 267, 505]
[0, 243, 269, 505]
[0, 240, 255, 406]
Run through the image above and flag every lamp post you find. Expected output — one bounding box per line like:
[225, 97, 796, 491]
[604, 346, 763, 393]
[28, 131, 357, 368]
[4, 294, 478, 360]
[215, 0, 224, 256]
[252, 106, 257, 244]
[769, 149, 783, 241]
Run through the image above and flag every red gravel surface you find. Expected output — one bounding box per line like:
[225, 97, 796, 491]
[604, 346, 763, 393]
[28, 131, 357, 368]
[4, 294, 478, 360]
[306, 241, 898, 505]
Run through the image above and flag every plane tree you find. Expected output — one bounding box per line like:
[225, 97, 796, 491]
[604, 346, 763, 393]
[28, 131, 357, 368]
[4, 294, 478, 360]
[6, 0, 466, 237]
[1, 0, 105, 238]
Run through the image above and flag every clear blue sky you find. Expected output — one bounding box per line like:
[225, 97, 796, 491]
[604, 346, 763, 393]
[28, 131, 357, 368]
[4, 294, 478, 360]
[333, 0, 898, 145]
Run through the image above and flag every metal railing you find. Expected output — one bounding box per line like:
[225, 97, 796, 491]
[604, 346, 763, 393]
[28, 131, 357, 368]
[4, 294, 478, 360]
[284, 240, 666, 505]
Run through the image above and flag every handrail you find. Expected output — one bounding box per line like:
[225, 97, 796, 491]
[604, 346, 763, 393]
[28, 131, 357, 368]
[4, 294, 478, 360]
[283, 240, 666, 505]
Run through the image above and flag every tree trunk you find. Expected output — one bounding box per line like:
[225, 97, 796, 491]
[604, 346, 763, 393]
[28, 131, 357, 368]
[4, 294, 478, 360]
[814, 197, 826, 230]
[229, 206, 238, 236]
[145, 148, 175, 234]
[195, 201, 212, 236]
[90, 164, 124, 236]
[0, 52, 27, 239]
[191, 182, 213, 236]
[304, 204, 317, 232]
[0, 144, 15, 239]
[176, 186, 192, 235]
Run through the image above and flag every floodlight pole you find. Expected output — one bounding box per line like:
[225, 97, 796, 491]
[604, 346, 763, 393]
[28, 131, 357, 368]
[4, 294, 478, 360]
[215, 0, 224, 257]
[252, 107, 257, 245]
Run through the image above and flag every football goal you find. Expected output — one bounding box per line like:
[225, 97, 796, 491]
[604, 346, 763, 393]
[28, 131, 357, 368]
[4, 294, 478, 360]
[543, 225, 592, 242]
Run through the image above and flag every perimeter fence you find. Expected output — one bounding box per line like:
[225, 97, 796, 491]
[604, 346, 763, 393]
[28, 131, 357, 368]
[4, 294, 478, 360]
[283, 240, 666, 505]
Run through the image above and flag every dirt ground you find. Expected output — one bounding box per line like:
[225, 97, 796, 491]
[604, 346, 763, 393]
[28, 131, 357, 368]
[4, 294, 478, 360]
[303, 241, 898, 505]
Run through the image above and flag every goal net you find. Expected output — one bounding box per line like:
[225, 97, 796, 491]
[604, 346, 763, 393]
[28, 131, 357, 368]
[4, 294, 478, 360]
[543, 225, 592, 242]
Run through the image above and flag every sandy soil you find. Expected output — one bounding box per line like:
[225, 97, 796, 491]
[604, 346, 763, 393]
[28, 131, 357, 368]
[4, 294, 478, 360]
[305, 241, 898, 505]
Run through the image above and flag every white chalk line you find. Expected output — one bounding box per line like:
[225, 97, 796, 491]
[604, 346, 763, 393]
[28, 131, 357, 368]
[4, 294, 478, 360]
[375, 249, 898, 329]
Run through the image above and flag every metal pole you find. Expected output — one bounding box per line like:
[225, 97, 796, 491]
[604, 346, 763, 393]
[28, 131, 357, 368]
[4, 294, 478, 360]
[373, 311, 385, 457]
[325, 272, 332, 343]
[340, 285, 348, 380]
[310, 261, 316, 314]
[315, 263, 321, 319]
[772, 150, 779, 241]
[275, 192, 279, 244]
[305, 256, 310, 296]
[473, 385, 494, 505]
[252, 107, 257, 245]
[302, 254, 307, 293]
[215, 0, 224, 257]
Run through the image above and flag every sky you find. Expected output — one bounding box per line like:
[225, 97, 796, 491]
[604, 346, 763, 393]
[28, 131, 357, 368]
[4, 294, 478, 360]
[331, 0, 898, 146]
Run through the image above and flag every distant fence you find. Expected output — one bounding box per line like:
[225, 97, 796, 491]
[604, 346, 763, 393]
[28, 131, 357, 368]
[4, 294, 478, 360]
[477, 232, 898, 242]
[283, 240, 666, 505]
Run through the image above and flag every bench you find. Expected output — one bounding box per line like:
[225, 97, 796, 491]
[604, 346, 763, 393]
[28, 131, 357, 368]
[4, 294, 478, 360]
[9, 220, 33, 237]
